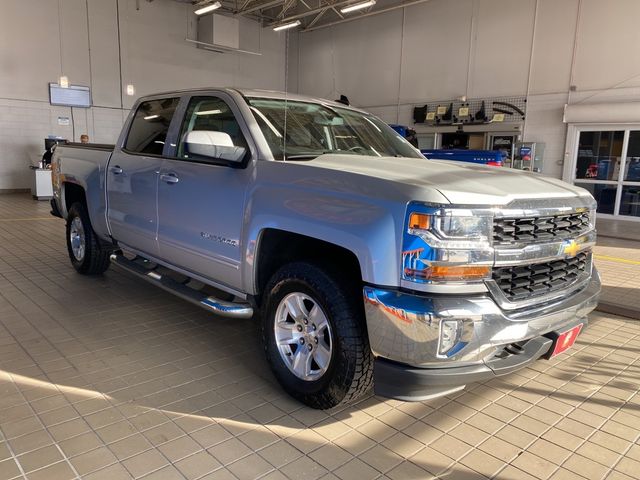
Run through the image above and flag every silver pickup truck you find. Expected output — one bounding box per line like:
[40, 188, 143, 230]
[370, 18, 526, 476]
[51, 88, 601, 409]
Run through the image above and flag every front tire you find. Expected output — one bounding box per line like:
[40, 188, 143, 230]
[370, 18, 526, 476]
[262, 262, 373, 409]
[66, 202, 111, 275]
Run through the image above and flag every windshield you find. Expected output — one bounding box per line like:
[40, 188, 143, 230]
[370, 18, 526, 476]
[247, 97, 423, 160]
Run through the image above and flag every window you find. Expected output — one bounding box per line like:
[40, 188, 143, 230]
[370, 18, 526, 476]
[575, 131, 624, 180]
[177, 97, 247, 159]
[572, 128, 640, 219]
[125, 97, 180, 155]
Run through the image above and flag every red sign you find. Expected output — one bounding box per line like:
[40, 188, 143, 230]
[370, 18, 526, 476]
[551, 323, 583, 357]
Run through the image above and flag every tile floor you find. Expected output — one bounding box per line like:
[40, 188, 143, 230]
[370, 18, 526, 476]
[594, 237, 640, 313]
[0, 194, 639, 480]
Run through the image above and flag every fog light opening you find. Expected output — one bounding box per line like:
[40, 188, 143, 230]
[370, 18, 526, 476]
[438, 320, 462, 357]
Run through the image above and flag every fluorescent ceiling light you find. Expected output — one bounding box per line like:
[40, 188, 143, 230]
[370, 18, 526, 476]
[340, 0, 376, 13]
[273, 20, 301, 31]
[144, 115, 159, 120]
[195, 109, 222, 115]
[194, 1, 221, 15]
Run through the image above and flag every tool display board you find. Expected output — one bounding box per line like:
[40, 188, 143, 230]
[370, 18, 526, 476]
[413, 96, 526, 126]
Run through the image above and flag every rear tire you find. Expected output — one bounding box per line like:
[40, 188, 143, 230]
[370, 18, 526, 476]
[262, 262, 373, 409]
[66, 202, 111, 275]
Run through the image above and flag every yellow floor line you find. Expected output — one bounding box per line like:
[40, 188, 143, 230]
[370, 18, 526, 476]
[0, 217, 59, 222]
[594, 254, 640, 266]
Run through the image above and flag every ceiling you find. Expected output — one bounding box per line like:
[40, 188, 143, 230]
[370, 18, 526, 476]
[175, 0, 424, 32]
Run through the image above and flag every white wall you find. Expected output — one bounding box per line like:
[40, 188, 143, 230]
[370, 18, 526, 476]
[0, 0, 285, 190]
[292, 0, 640, 178]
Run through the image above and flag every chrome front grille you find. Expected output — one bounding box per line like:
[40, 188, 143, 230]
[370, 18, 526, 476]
[493, 212, 591, 244]
[492, 252, 590, 302]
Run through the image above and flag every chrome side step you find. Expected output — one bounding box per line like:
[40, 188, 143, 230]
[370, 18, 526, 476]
[110, 253, 254, 319]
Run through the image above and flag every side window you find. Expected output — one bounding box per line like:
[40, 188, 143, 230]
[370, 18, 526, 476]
[177, 96, 248, 159]
[125, 97, 180, 155]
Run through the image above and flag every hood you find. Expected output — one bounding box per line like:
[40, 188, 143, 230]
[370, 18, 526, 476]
[306, 154, 591, 206]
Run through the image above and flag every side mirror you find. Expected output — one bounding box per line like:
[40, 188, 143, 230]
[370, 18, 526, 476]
[184, 130, 246, 163]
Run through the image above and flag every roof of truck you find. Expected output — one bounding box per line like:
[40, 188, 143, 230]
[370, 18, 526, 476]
[137, 88, 369, 114]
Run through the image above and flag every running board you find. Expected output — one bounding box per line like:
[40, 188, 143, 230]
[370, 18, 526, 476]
[110, 253, 254, 319]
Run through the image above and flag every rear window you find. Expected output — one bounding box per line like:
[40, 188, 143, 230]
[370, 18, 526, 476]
[125, 97, 180, 155]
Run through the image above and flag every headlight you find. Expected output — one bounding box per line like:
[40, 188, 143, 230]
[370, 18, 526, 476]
[408, 210, 492, 245]
[402, 203, 493, 284]
[439, 216, 492, 239]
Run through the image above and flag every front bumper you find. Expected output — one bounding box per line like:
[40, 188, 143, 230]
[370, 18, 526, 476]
[363, 268, 601, 400]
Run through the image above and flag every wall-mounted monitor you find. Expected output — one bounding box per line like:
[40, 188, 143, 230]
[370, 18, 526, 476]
[49, 83, 91, 108]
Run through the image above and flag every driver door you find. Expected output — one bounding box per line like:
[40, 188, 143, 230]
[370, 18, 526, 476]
[156, 95, 252, 291]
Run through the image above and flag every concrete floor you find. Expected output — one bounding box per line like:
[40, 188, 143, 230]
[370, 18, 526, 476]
[0, 194, 639, 480]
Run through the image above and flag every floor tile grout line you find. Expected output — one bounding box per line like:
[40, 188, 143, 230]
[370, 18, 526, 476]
[488, 323, 640, 480]
[448, 328, 613, 479]
[0, 423, 29, 479]
[3, 372, 83, 479]
[556, 332, 640, 478]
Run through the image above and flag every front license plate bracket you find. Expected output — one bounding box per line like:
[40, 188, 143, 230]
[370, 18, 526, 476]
[543, 323, 584, 359]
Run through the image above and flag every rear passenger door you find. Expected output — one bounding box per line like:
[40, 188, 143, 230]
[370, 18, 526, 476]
[107, 97, 180, 256]
[156, 94, 253, 292]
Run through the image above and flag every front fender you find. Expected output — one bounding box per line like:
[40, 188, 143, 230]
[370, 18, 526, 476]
[241, 185, 405, 294]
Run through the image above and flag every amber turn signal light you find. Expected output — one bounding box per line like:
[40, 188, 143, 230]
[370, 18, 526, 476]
[427, 265, 491, 280]
[409, 212, 430, 230]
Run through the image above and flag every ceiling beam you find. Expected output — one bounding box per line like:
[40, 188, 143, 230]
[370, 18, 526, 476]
[277, 0, 298, 18]
[266, 0, 355, 26]
[236, 0, 285, 15]
[306, 8, 327, 28]
[303, 0, 432, 31]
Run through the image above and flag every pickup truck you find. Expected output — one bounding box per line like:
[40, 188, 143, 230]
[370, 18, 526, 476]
[51, 88, 601, 409]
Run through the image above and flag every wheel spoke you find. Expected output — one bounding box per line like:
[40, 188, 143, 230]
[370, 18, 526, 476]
[309, 305, 328, 330]
[313, 342, 331, 370]
[284, 295, 308, 321]
[291, 347, 312, 378]
[275, 320, 299, 345]
[275, 334, 295, 346]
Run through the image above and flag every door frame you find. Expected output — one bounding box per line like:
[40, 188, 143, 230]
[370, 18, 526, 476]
[564, 123, 640, 222]
[486, 132, 520, 166]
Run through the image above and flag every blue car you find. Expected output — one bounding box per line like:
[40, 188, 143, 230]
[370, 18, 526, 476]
[420, 149, 504, 167]
[389, 124, 504, 166]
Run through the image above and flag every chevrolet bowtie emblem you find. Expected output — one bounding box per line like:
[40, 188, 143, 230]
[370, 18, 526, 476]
[562, 239, 580, 258]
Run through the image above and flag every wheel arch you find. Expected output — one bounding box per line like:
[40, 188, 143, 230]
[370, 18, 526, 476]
[62, 182, 87, 216]
[253, 228, 363, 303]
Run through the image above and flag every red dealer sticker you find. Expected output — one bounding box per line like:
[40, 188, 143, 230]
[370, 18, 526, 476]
[550, 323, 584, 357]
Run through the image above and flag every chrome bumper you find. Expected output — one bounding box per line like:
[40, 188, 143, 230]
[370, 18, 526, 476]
[363, 268, 601, 368]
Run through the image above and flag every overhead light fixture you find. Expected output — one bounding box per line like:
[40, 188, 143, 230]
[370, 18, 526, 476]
[144, 114, 159, 120]
[194, 1, 221, 15]
[126, 84, 135, 96]
[340, 0, 376, 13]
[273, 20, 301, 31]
[59, 76, 69, 88]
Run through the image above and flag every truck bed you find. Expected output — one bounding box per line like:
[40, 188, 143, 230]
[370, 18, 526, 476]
[53, 143, 114, 239]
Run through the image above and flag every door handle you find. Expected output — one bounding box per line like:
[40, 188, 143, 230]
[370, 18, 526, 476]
[110, 165, 123, 175]
[160, 173, 179, 184]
